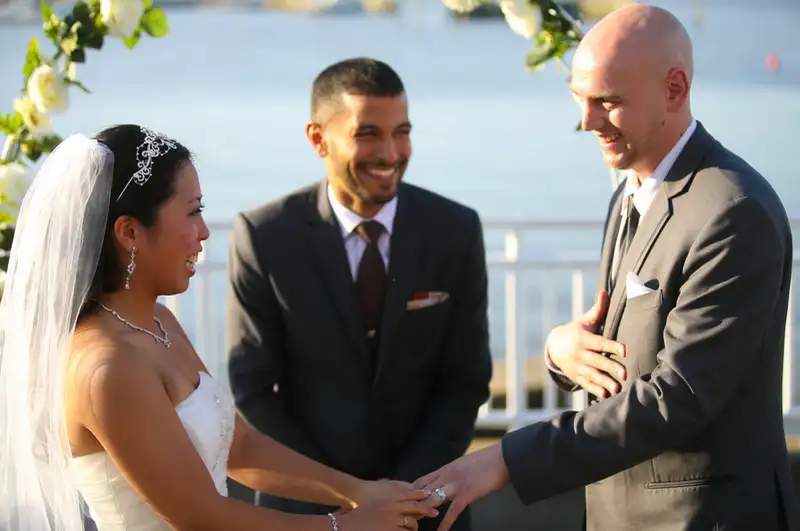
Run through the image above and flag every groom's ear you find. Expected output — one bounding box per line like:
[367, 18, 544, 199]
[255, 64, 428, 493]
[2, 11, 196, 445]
[305, 121, 328, 158]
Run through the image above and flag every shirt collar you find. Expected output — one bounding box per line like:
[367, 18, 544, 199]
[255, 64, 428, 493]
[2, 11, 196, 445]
[623, 119, 697, 215]
[327, 184, 398, 238]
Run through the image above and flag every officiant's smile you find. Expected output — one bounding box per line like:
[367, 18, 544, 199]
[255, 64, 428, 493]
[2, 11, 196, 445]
[306, 88, 411, 218]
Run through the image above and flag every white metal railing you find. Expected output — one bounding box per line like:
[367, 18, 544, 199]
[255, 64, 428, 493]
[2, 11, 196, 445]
[165, 219, 800, 436]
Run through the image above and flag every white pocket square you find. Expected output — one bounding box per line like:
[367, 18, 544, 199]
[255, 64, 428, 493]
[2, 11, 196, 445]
[625, 272, 655, 299]
[406, 291, 449, 310]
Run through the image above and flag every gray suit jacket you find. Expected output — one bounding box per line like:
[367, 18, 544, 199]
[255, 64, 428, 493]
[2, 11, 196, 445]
[226, 180, 492, 531]
[502, 123, 800, 530]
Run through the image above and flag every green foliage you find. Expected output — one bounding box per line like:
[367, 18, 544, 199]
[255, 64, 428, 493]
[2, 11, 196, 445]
[0, 0, 171, 272]
[0, 114, 24, 136]
[141, 7, 168, 37]
[525, 0, 583, 72]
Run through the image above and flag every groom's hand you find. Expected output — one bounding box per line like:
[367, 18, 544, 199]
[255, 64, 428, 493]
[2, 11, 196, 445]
[547, 290, 627, 398]
[413, 445, 510, 531]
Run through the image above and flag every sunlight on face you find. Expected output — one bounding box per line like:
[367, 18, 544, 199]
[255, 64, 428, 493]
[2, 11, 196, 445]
[138, 163, 210, 296]
[571, 47, 669, 173]
[324, 92, 412, 211]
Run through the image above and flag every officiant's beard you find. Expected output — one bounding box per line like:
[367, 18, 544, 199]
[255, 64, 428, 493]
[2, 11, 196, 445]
[330, 157, 407, 208]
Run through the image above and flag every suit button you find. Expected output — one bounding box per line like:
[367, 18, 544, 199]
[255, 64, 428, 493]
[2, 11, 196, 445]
[367, 329, 376, 338]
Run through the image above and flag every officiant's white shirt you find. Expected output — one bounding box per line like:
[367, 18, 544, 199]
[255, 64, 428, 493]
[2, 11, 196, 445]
[327, 184, 397, 279]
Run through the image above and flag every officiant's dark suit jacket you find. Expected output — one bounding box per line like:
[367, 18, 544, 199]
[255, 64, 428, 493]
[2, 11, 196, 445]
[502, 122, 800, 531]
[226, 180, 492, 531]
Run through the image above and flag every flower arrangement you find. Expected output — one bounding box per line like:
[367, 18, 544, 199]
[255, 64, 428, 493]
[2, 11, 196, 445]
[442, 0, 584, 71]
[0, 0, 170, 297]
[443, 0, 631, 187]
[443, 0, 631, 124]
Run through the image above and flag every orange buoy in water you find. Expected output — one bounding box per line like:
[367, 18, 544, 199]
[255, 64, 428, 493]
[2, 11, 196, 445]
[766, 53, 781, 72]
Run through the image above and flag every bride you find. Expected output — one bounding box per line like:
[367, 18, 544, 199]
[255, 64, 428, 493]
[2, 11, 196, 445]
[0, 125, 439, 531]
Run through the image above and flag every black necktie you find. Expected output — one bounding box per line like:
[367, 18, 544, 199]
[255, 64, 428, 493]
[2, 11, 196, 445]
[611, 197, 640, 290]
[355, 221, 387, 342]
[619, 197, 640, 261]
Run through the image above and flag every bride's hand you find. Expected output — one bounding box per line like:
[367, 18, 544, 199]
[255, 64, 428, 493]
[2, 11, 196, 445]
[351, 478, 435, 510]
[336, 489, 439, 531]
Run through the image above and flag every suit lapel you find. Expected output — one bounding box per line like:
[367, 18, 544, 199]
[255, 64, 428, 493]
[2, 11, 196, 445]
[373, 187, 425, 384]
[604, 189, 671, 337]
[604, 122, 716, 338]
[308, 180, 371, 367]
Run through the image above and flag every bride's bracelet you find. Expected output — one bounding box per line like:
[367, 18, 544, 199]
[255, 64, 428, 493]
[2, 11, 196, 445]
[327, 512, 339, 531]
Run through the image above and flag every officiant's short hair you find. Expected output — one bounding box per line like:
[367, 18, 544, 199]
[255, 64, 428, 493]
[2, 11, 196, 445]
[311, 57, 405, 121]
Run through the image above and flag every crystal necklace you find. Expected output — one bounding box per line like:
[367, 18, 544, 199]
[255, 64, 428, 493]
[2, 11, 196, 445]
[100, 303, 172, 348]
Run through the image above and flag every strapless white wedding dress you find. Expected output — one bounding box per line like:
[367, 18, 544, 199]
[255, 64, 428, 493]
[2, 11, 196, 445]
[69, 372, 236, 530]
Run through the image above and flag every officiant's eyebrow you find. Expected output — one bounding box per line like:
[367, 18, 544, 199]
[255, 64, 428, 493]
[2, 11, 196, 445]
[356, 122, 412, 134]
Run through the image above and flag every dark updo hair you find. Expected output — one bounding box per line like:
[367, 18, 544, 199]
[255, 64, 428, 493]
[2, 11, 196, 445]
[78, 124, 192, 320]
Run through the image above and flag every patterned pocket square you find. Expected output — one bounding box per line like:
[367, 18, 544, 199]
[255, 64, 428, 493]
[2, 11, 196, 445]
[406, 291, 449, 310]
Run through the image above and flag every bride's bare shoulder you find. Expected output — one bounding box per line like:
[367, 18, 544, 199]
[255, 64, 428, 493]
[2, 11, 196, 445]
[67, 318, 160, 409]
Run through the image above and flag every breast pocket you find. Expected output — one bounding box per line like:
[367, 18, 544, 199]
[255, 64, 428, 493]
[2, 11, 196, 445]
[400, 300, 451, 356]
[617, 289, 667, 377]
[624, 289, 663, 313]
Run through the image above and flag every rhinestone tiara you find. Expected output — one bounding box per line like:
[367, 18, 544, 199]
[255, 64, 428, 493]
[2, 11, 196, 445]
[115, 126, 177, 202]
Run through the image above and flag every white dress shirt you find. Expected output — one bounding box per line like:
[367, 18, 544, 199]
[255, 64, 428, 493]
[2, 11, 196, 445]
[610, 119, 698, 282]
[327, 184, 398, 279]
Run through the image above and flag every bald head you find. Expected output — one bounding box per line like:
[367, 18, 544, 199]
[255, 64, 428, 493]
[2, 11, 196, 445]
[576, 4, 693, 83]
[569, 5, 695, 178]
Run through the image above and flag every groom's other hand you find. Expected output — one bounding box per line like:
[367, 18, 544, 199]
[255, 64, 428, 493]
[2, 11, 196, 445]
[546, 290, 627, 398]
[413, 445, 509, 531]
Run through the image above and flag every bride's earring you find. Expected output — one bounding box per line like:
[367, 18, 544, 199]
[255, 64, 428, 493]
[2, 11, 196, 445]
[125, 247, 136, 290]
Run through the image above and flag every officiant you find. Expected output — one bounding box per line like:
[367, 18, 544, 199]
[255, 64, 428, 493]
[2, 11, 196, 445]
[226, 57, 493, 531]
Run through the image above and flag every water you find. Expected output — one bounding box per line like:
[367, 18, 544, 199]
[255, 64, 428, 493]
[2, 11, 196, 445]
[1, 0, 799, 392]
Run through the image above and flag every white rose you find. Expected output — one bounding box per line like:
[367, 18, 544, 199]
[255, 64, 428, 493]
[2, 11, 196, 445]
[12, 97, 52, 139]
[441, 0, 484, 13]
[101, 0, 144, 38]
[27, 64, 69, 115]
[0, 162, 32, 222]
[499, 0, 541, 39]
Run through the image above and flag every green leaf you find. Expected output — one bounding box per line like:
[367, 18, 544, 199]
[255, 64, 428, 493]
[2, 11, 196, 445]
[71, 0, 92, 25]
[40, 0, 53, 24]
[525, 33, 557, 72]
[0, 113, 24, 136]
[38, 134, 63, 153]
[0, 225, 14, 253]
[69, 47, 86, 63]
[141, 7, 168, 38]
[22, 37, 42, 81]
[143, 0, 152, 9]
[67, 78, 91, 93]
[21, 141, 43, 162]
[10, 114, 23, 131]
[122, 30, 141, 49]
[575, 120, 583, 132]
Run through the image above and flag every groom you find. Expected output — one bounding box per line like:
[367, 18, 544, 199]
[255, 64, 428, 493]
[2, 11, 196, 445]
[226, 58, 493, 531]
[414, 5, 799, 531]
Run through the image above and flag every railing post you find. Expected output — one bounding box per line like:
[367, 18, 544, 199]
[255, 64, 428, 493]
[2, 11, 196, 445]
[570, 269, 588, 411]
[542, 270, 557, 412]
[504, 231, 526, 430]
[193, 249, 212, 369]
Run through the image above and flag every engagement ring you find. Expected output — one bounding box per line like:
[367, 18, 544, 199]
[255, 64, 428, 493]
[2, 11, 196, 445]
[434, 487, 447, 502]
